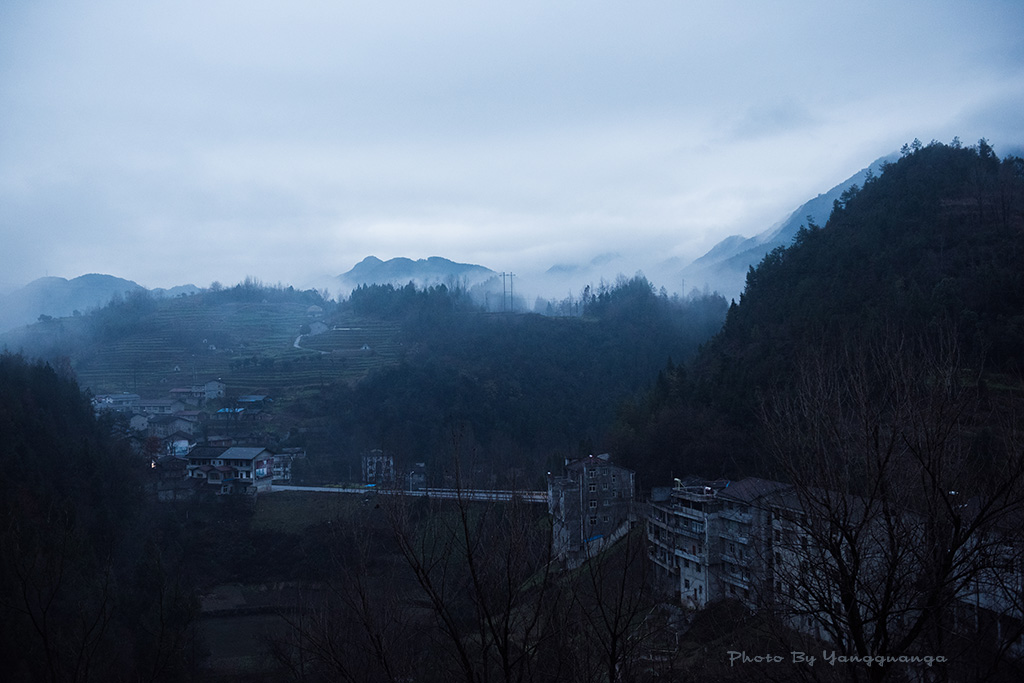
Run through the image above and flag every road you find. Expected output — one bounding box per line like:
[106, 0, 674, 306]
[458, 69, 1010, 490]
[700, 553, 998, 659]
[270, 484, 548, 504]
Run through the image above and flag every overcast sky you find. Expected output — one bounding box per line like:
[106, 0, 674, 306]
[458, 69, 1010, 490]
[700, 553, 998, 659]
[2, 0, 1022, 295]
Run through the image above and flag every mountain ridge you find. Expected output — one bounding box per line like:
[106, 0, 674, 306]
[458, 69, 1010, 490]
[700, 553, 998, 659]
[613, 140, 1024, 482]
[682, 152, 900, 298]
[0, 274, 200, 335]
[338, 255, 495, 290]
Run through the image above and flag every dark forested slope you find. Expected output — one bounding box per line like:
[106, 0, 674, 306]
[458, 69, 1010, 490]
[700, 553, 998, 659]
[613, 140, 1024, 483]
[0, 353, 196, 681]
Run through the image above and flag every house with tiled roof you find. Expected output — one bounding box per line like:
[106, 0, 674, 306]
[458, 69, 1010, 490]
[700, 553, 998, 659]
[186, 446, 273, 495]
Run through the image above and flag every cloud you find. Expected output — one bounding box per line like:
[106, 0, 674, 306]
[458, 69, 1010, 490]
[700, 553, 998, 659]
[1, 0, 1023, 293]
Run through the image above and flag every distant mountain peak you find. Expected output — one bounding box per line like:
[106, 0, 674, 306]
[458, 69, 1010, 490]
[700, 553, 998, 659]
[0, 273, 200, 334]
[338, 256, 495, 288]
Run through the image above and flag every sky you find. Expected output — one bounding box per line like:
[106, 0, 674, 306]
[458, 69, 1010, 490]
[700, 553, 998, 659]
[2, 0, 1023, 297]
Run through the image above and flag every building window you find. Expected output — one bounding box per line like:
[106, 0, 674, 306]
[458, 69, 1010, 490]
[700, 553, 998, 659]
[684, 579, 690, 589]
[589, 500, 597, 510]
[603, 515, 609, 523]
[589, 483, 597, 493]
[589, 516, 597, 526]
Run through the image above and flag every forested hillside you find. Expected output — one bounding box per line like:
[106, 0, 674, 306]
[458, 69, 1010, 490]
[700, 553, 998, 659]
[613, 139, 1024, 482]
[2, 270, 729, 483]
[317, 278, 728, 483]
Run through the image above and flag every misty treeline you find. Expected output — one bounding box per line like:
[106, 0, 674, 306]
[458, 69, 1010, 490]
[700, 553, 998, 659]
[307, 276, 727, 485]
[0, 352, 199, 682]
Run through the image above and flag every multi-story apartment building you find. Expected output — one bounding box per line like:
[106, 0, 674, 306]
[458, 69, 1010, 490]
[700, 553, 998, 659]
[647, 476, 1024, 664]
[648, 477, 787, 609]
[548, 453, 635, 568]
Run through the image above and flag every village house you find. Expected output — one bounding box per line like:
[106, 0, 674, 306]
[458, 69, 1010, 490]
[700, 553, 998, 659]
[138, 398, 186, 415]
[161, 431, 195, 457]
[130, 413, 150, 432]
[186, 446, 274, 495]
[168, 379, 225, 406]
[92, 392, 141, 413]
[149, 455, 195, 502]
[147, 414, 199, 439]
[202, 379, 226, 400]
[169, 387, 201, 403]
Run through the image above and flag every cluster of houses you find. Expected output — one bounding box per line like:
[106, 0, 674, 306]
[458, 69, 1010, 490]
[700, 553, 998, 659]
[93, 380, 276, 454]
[93, 379, 303, 500]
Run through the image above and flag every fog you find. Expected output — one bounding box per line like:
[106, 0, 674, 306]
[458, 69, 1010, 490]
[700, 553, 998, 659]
[2, 0, 1022, 295]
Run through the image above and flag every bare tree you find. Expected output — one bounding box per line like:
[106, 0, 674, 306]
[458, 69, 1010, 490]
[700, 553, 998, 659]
[760, 333, 1024, 682]
[266, 507, 423, 683]
[560, 525, 660, 683]
[383, 438, 562, 683]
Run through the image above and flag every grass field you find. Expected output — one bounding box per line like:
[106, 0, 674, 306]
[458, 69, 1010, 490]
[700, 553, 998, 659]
[251, 491, 364, 533]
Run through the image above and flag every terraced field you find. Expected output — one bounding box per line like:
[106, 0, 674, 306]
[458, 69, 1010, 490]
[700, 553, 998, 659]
[71, 299, 403, 397]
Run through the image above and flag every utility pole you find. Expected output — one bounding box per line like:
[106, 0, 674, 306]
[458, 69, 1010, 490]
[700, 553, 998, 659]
[508, 272, 515, 313]
[501, 272, 507, 312]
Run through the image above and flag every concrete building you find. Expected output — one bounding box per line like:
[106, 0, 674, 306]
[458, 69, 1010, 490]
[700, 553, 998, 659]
[647, 477, 787, 609]
[646, 475, 1024, 660]
[548, 453, 635, 568]
[362, 450, 395, 486]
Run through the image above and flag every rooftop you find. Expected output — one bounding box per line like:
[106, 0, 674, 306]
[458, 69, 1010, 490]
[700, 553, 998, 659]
[221, 446, 270, 461]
